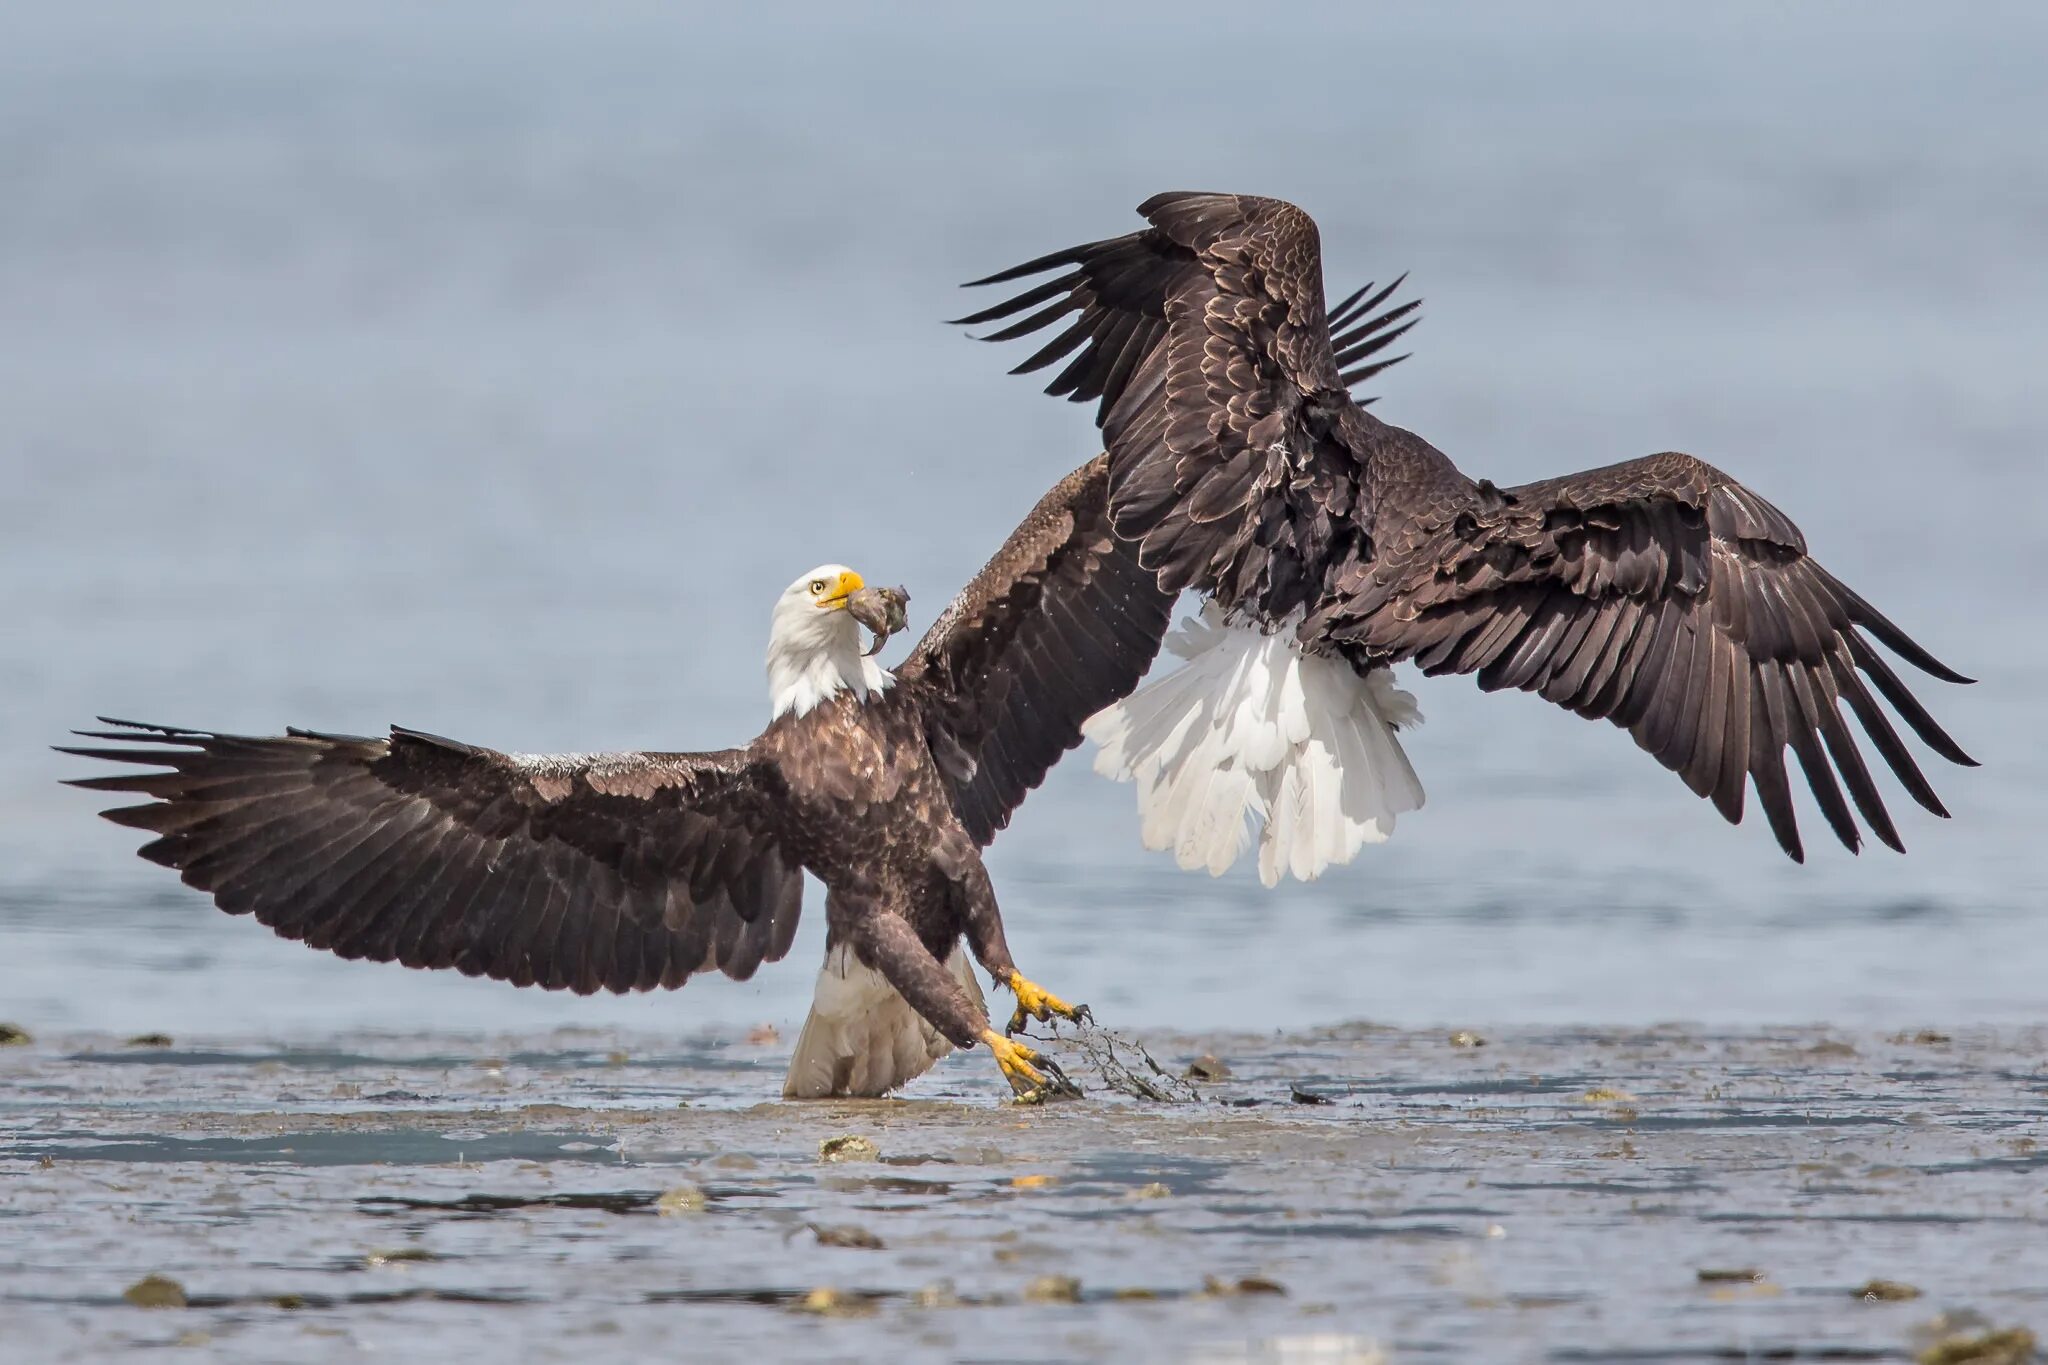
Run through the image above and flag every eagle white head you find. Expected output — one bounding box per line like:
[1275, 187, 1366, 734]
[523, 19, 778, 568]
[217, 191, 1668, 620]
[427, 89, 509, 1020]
[766, 564, 892, 719]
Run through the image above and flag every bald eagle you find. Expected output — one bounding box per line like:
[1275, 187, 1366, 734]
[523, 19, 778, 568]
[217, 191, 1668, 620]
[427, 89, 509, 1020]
[960, 192, 1974, 881]
[61, 459, 1173, 1099]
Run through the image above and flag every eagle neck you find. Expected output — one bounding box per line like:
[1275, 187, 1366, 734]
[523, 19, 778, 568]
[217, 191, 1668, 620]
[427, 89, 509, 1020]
[767, 633, 891, 720]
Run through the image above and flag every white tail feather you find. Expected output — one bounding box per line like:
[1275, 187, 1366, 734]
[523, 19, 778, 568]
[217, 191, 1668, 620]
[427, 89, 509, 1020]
[782, 943, 985, 1099]
[1083, 605, 1425, 887]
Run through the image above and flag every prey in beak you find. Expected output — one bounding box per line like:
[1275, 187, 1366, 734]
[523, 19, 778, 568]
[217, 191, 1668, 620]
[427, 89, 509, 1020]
[847, 584, 911, 657]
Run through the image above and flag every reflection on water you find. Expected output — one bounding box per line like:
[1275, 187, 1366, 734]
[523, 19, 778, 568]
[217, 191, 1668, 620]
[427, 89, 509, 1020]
[2, 2, 2042, 1043]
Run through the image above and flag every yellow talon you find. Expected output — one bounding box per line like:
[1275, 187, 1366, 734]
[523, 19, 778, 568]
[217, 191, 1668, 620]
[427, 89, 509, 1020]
[1005, 971, 1091, 1037]
[982, 1028, 1048, 1097]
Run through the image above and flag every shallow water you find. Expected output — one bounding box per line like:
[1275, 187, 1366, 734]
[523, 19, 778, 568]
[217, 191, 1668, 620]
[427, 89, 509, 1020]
[4, 1023, 2045, 1362]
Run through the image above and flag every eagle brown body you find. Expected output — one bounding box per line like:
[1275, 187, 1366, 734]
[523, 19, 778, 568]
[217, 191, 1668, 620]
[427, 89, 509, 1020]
[755, 688, 1014, 1056]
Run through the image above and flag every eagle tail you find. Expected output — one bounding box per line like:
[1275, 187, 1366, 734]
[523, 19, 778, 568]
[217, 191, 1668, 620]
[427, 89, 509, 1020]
[1083, 605, 1426, 886]
[782, 942, 984, 1099]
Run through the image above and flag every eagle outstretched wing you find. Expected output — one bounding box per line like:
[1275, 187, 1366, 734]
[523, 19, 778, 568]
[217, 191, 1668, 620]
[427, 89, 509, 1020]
[957, 193, 1418, 599]
[1320, 453, 1975, 861]
[895, 456, 1175, 846]
[62, 720, 803, 992]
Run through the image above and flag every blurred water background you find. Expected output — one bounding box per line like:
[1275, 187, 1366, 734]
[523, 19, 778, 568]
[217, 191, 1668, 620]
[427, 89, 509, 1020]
[4, 1, 2043, 1041]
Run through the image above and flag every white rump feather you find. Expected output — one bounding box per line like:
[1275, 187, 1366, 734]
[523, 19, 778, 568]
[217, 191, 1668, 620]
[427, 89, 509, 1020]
[1083, 603, 1425, 886]
[783, 942, 984, 1099]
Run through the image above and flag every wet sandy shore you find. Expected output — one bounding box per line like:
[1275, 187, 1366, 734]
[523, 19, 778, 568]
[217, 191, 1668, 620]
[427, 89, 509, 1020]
[3, 1021, 2043, 1363]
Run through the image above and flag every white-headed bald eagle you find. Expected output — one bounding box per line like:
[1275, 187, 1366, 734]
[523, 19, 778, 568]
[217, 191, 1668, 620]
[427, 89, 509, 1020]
[62, 459, 1173, 1099]
[960, 192, 1974, 882]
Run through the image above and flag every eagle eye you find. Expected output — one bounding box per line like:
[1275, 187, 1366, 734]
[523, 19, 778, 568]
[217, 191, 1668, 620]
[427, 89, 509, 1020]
[809, 579, 826, 594]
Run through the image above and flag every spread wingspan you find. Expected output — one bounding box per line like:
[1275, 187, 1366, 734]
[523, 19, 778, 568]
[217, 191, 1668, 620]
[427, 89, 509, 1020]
[60, 719, 804, 990]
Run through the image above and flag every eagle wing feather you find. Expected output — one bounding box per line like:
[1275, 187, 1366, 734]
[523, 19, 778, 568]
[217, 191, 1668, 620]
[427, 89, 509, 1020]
[896, 456, 1175, 846]
[959, 194, 1420, 605]
[61, 719, 804, 992]
[1321, 453, 1974, 861]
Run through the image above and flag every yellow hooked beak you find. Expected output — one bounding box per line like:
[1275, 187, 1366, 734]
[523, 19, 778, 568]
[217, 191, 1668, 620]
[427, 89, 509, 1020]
[817, 569, 864, 609]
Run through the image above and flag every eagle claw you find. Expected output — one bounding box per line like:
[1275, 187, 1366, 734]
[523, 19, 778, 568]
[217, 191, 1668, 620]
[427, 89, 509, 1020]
[981, 1029, 1082, 1103]
[1004, 972, 1090, 1037]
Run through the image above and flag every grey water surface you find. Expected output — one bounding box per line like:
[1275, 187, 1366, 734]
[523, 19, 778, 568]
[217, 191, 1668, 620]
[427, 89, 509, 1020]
[2, 5, 2045, 1359]
[6, 1022, 2047, 1363]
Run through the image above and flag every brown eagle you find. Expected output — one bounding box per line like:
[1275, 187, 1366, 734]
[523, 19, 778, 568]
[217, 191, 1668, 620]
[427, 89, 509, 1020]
[959, 192, 1973, 881]
[61, 460, 1172, 1100]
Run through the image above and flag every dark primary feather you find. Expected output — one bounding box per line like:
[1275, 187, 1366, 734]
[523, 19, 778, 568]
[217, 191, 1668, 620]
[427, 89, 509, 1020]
[959, 193, 1414, 617]
[957, 223, 1419, 416]
[962, 192, 1974, 862]
[1325, 273, 1420, 397]
[59, 719, 803, 992]
[1320, 452, 1975, 861]
[897, 455, 1175, 846]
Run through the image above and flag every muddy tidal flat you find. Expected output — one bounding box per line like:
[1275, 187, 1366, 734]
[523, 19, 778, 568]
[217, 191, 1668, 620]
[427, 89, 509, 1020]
[2, 1023, 2043, 1363]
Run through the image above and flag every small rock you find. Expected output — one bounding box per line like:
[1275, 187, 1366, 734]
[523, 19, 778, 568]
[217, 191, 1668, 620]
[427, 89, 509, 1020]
[604, 1050, 629, 1067]
[1448, 1030, 1487, 1048]
[655, 1183, 708, 1216]
[1289, 1086, 1332, 1105]
[1895, 1029, 1954, 1046]
[911, 1280, 961, 1309]
[1856, 1279, 1922, 1302]
[125, 1032, 174, 1048]
[1184, 1054, 1232, 1081]
[123, 1274, 187, 1309]
[811, 1223, 883, 1250]
[794, 1286, 873, 1317]
[364, 1247, 438, 1267]
[1203, 1275, 1288, 1297]
[1009, 1174, 1055, 1189]
[1126, 1182, 1172, 1201]
[1806, 1039, 1858, 1058]
[1916, 1327, 2036, 1365]
[1580, 1086, 1637, 1104]
[0, 1023, 32, 1047]
[819, 1135, 880, 1164]
[1023, 1275, 1082, 1304]
[1697, 1267, 1766, 1284]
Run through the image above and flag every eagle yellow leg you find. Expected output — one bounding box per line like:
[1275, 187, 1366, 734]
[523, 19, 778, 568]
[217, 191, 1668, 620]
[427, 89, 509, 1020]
[1005, 971, 1091, 1037]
